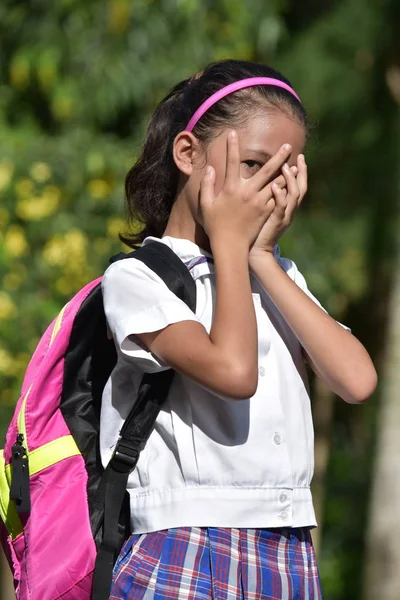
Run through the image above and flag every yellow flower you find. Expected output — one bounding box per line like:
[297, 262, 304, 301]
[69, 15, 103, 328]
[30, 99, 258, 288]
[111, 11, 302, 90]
[4, 225, 28, 257]
[0, 347, 13, 375]
[37, 53, 58, 91]
[64, 229, 88, 253]
[43, 185, 61, 203]
[0, 292, 16, 320]
[0, 208, 9, 231]
[88, 179, 112, 200]
[15, 178, 35, 198]
[0, 350, 29, 378]
[43, 229, 88, 270]
[30, 162, 52, 183]
[0, 162, 14, 191]
[107, 217, 125, 238]
[52, 94, 74, 121]
[42, 235, 67, 266]
[109, 0, 131, 33]
[10, 55, 30, 88]
[3, 272, 23, 291]
[16, 192, 59, 221]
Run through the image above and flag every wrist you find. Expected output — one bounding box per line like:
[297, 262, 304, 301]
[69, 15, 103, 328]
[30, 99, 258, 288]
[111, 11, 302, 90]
[249, 238, 278, 256]
[249, 247, 277, 272]
[210, 234, 249, 258]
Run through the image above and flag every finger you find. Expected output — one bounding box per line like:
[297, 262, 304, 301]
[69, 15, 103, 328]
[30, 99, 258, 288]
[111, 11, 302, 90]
[271, 166, 297, 192]
[274, 167, 298, 189]
[282, 163, 300, 200]
[199, 166, 215, 209]
[224, 130, 240, 188]
[259, 177, 286, 207]
[296, 154, 308, 205]
[282, 163, 300, 218]
[272, 182, 287, 219]
[265, 197, 275, 219]
[251, 144, 292, 191]
[271, 174, 287, 189]
[273, 182, 288, 197]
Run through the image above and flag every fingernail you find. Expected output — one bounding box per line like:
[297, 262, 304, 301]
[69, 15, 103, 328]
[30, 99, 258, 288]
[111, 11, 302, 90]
[283, 163, 289, 171]
[272, 182, 279, 190]
[229, 130, 237, 138]
[206, 166, 214, 177]
[283, 144, 292, 152]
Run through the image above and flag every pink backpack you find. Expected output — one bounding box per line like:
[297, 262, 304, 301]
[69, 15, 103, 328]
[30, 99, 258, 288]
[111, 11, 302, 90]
[0, 242, 196, 600]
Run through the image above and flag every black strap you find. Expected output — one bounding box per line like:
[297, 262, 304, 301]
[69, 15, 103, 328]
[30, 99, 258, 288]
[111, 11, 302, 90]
[92, 242, 196, 599]
[91, 470, 129, 599]
[110, 242, 196, 311]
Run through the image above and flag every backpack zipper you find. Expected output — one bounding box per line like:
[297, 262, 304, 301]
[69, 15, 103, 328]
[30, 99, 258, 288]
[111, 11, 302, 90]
[9, 433, 30, 514]
[8, 303, 68, 517]
[10, 386, 32, 514]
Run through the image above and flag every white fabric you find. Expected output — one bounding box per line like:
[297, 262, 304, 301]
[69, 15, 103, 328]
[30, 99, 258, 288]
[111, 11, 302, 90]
[100, 236, 348, 533]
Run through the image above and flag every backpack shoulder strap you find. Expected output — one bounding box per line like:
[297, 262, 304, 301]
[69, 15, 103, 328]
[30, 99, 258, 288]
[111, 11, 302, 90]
[92, 241, 196, 600]
[110, 241, 196, 312]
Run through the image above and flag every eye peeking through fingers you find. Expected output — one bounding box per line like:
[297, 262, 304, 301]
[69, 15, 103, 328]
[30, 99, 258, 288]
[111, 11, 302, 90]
[240, 160, 263, 178]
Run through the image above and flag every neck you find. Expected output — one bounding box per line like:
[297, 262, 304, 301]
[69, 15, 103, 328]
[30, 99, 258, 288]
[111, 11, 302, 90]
[163, 195, 211, 253]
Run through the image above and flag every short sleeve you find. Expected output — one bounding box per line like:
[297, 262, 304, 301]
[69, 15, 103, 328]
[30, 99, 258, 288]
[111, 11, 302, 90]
[102, 258, 200, 371]
[277, 256, 351, 332]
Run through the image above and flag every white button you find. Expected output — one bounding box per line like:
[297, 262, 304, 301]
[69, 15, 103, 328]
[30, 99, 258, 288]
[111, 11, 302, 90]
[258, 366, 266, 377]
[273, 433, 282, 445]
[279, 511, 288, 521]
[279, 493, 288, 503]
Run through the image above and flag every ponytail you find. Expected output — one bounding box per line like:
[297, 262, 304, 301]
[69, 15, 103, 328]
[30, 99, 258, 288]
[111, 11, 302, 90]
[120, 79, 190, 247]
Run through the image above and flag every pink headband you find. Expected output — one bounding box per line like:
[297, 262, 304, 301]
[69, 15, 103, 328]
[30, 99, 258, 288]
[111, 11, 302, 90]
[185, 77, 301, 133]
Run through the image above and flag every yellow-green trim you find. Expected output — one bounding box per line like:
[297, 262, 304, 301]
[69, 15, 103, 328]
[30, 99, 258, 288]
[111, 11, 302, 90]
[17, 385, 32, 453]
[5, 435, 81, 486]
[1, 436, 81, 539]
[14, 304, 69, 482]
[49, 303, 68, 347]
[0, 451, 23, 540]
[16, 303, 69, 461]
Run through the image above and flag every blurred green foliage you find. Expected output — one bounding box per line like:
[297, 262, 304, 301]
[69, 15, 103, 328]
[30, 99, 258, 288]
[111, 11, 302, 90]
[0, 1, 399, 598]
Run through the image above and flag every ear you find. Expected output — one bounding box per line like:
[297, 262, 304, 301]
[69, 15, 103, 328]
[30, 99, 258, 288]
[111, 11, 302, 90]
[173, 131, 202, 176]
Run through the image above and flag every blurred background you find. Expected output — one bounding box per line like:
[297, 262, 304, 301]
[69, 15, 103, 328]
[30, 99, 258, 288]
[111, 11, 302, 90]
[0, 0, 399, 598]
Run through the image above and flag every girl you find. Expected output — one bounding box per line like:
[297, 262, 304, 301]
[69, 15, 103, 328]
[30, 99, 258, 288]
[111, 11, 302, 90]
[101, 59, 377, 599]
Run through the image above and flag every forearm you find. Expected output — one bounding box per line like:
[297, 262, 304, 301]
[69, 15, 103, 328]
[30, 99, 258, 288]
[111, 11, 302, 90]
[210, 237, 258, 389]
[249, 251, 377, 403]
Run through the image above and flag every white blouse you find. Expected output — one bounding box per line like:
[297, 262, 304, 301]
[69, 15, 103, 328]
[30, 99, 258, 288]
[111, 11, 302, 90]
[100, 236, 343, 534]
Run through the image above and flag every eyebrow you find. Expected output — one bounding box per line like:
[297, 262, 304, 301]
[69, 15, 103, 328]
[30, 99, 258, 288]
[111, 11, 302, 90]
[246, 149, 272, 161]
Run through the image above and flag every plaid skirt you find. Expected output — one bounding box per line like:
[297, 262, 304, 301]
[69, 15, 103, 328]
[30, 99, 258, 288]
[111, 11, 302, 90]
[110, 527, 322, 599]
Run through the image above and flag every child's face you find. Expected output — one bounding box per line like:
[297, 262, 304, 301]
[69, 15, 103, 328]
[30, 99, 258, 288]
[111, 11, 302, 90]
[173, 110, 307, 243]
[200, 111, 306, 197]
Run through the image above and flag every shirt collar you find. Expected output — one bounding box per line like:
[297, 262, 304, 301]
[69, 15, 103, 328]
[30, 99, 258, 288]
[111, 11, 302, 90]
[142, 236, 281, 277]
[142, 236, 214, 278]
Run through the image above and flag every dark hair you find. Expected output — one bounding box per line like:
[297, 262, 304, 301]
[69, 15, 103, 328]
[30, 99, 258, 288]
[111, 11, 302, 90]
[121, 59, 308, 247]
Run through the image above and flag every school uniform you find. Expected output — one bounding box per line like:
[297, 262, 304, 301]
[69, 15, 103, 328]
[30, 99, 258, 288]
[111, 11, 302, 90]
[101, 236, 328, 599]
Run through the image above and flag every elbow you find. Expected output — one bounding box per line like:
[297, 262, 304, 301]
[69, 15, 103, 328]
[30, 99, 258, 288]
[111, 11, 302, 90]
[222, 361, 258, 400]
[342, 366, 378, 404]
